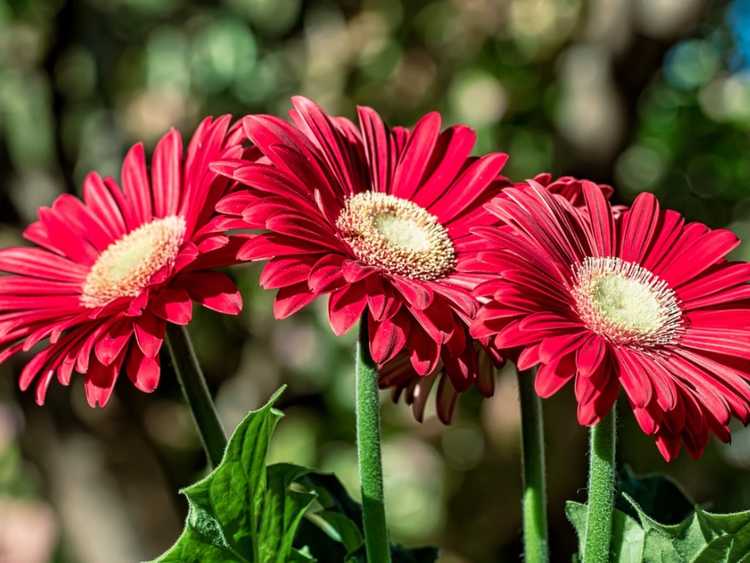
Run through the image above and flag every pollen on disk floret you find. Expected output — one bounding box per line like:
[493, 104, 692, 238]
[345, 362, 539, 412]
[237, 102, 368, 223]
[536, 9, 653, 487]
[571, 256, 683, 348]
[81, 216, 186, 308]
[336, 192, 456, 281]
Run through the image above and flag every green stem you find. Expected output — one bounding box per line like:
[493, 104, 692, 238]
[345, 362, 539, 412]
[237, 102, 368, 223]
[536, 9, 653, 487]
[165, 324, 227, 469]
[355, 316, 391, 563]
[583, 408, 617, 563]
[517, 369, 549, 563]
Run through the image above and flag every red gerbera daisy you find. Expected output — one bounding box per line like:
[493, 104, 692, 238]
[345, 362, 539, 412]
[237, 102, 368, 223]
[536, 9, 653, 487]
[471, 181, 750, 461]
[526, 173, 613, 206]
[0, 116, 248, 407]
[213, 96, 511, 422]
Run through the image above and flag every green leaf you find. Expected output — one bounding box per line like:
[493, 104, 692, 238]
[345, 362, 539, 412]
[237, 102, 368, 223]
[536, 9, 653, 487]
[568, 471, 750, 563]
[308, 510, 363, 552]
[690, 535, 734, 563]
[258, 464, 317, 562]
[287, 547, 316, 562]
[299, 471, 437, 562]
[299, 471, 364, 554]
[150, 386, 439, 562]
[151, 387, 293, 563]
[618, 467, 694, 525]
[302, 472, 363, 522]
[566, 500, 645, 563]
[153, 522, 247, 562]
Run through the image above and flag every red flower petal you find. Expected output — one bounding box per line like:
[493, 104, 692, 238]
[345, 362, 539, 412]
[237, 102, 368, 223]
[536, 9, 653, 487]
[619, 192, 659, 263]
[95, 321, 132, 366]
[534, 355, 574, 398]
[151, 288, 193, 325]
[180, 272, 242, 315]
[121, 142, 152, 225]
[151, 128, 183, 217]
[127, 349, 161, 393]
[273, 283, 317, 319]
[134, 313, 165, 358]
[84, 356, 123, 408]
[391, 112, 441, 200]
[409, 327, 441, 376]
[328, 283, 368, 336]
[369, 311, 410, 364]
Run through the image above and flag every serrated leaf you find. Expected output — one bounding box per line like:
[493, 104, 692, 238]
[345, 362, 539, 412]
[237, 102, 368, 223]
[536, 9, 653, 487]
[698, 507, 750, 561]
[619, 467, 694, 525]
[698, 508, 750, 536]
[690, 534, 734, 563]
[150, 387, 292, 562]
[152, 523, 248, 562]
[623, 494, 707, 562]
[150, 386, 439, 563]
[258, 464, 317, 562]
[730, 521, 750, 561]
[568, 472, 750, 563]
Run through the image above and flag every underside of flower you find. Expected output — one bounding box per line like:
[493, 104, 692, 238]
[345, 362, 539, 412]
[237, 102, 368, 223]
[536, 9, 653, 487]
[571, 256, 683, 347]
[81, 216, 186, 308]
[336, 192, 456, 280]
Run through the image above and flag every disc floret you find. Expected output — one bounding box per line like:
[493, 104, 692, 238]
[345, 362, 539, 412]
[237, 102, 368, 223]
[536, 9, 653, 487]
[571, 256, 683, 347]
[81, 216, 186, 308]
[336, 192, 456, 280]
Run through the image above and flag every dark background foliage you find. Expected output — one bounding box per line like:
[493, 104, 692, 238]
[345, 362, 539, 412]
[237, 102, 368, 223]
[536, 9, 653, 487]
[1, 0, 749, 561]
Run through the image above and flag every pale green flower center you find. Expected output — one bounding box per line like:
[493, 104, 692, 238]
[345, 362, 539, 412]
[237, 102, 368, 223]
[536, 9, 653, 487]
[572, 257, 682, 347]
[81, 216, 186, 308]
[336, 192, 456, 280]
[374, 214, 431, 252]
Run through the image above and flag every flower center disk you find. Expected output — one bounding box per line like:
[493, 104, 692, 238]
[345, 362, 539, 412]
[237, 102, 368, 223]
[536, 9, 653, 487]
[81, 216, 186, 308]
[336, 192, 456, 280]
[571, 257, 683, 347]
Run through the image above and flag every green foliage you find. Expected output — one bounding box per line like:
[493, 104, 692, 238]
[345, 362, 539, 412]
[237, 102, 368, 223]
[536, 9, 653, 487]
[150, 387, 438, 563]
[567, 469, 750, 562]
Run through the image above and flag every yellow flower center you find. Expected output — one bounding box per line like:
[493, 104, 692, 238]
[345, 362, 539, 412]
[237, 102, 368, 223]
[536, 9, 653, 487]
[336, 192, 456, 280]
[572, 257, 682, 347]
[81, 216, 186, 308]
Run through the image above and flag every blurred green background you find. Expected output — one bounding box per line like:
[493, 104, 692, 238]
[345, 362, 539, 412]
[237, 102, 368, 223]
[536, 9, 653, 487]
[1, 0, 750, 561]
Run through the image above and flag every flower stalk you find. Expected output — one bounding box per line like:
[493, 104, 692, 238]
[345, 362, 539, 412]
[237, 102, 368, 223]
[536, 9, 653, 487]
[517, 368, 549, 563]
[583, 407, 617, 563]
[166, 324, 227, 469]
[356, 315, 392, 563]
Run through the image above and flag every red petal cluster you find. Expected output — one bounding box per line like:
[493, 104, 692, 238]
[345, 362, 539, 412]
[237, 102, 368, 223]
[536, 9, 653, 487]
[0, 117, 249, 406]
[213, 96, 511, 421]
[471, 181, 750, 460]
[4, 92, 748, 456]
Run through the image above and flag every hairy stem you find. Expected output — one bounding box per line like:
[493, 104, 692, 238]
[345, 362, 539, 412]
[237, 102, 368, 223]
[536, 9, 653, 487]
[583, 408, 617, 563]
[356, 316, 391, 563]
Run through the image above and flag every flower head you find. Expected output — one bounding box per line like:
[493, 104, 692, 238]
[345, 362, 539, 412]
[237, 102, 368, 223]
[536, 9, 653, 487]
[0, 117, 248, 407]
[526, 173, 614, 206]
[214, 96, 511, 422]
[472, 181, 750, 461]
